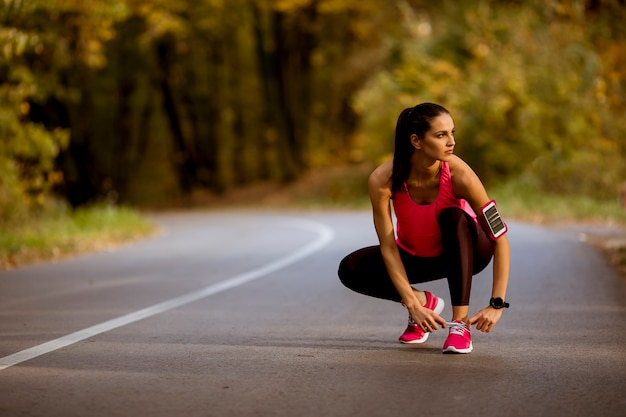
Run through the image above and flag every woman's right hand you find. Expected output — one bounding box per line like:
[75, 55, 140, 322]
[406, 302, 446, 332]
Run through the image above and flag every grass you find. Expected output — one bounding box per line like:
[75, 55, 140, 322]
[492, 181, 626, 226]
[492, 178, 626, 280]
[0, 204, 157, 270]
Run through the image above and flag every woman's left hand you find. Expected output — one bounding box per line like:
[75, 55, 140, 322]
[468, 307, 503, 333]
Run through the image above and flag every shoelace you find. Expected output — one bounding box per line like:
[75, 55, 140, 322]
[408, 317, 468, 332]
[446, 321, 468, 335]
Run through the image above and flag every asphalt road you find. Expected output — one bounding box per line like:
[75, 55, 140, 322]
[0, 210, 624, 417]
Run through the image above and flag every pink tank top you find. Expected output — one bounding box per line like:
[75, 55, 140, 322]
[392, 161, 476, 257]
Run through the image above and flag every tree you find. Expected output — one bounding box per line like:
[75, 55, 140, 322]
[0, 0, 128, 221]
[7, 0, 619, 214]
[354, 0, 626, 199]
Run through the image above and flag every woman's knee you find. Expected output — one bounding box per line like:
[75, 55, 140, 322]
[439, 207, 471, 237]
[440, 207, 468, 223]
[337, 246, 385, 291]
[337, 256, 353, 287]
[338, 251, 365, 290]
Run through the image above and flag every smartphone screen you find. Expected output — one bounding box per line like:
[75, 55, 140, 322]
[481, 201, 507, 239]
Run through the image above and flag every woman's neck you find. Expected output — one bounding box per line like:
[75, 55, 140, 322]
[409, 156, 442, 182]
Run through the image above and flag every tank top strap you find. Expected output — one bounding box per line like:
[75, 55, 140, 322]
[437, 162, 455, 202]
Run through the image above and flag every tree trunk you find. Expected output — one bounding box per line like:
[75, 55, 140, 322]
[250, 2, 318, 182]
[155, 36, 196, 194]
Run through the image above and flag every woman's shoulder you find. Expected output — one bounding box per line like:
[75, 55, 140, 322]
[448, 155, 476, 181]
[369, 157, 393, 182]
[448, 155, 487, 200]
[368, 158, 393, 196]
[448, 154, 471, 171]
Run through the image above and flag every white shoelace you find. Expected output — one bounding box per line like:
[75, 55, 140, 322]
[446, 321, 468, 335]
[408, 318, 468, 332]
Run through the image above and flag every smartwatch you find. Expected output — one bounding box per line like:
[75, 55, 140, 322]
[489, 297, 510, 309]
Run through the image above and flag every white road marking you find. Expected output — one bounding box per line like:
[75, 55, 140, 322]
[0, 218, 335, 371]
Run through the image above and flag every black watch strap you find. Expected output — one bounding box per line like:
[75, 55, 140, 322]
[490, 297, 509, 309]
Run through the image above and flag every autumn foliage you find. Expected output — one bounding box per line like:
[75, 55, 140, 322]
[1, 0, 624, 223]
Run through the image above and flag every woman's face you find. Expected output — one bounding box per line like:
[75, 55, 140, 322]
[412, 113, 455, 161]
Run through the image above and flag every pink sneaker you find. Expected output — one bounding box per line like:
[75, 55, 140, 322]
[442, 320, 473, 353]
[398, 291, 445, 344]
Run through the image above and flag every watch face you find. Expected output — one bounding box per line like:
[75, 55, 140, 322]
[491, 297, 503, 308]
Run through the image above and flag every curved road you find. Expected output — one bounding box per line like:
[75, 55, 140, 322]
[0, 210, 624, 417]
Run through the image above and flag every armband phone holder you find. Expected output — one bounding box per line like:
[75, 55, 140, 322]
[479, 200, 507, 240]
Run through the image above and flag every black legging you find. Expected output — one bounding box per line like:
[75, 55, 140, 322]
[338, 207, 494, 306]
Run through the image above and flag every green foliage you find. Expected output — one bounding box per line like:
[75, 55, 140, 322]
[0, 109, 69, 223]
[0, 10, 70, 224]
[1, 0, 624, 225]
[354, 0, 626, 200]
[0, 0, 128, 224]
[492, 174, 626, 225]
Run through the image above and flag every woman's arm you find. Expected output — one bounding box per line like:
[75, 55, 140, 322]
[369, 159, 446, 329]
[450, 156, 511, 332]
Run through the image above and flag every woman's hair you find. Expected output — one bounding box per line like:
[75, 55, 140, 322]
[391, 102, 450, 193]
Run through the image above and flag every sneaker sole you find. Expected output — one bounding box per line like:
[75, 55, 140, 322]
[399, 296, 445, 344]
[442, 342, 473, 354]
[400, 336, 428, 344]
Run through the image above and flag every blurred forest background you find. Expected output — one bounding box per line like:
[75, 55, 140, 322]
[1, 0, 625, 227]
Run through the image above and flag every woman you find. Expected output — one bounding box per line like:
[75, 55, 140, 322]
[338, 103, 511, 354]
